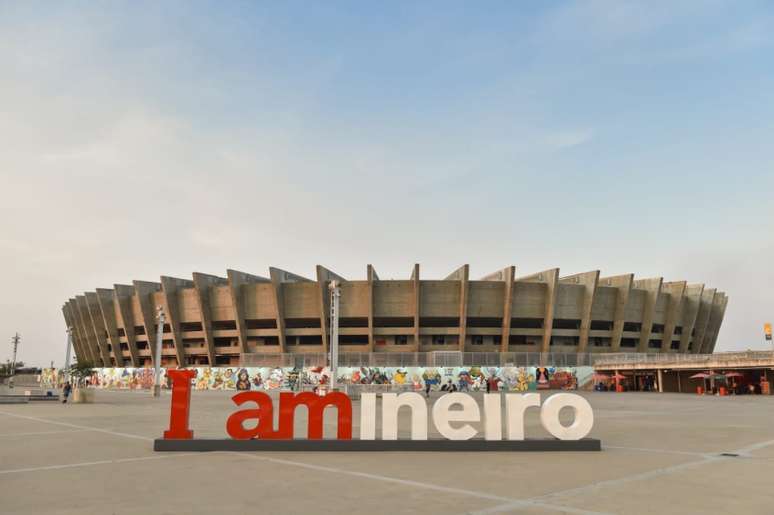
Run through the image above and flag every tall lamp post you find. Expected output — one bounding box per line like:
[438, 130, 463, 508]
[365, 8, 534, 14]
[329, 281, 340, 392]
[9, 333, 20, 389]
[153, 307, 165, 398]
[63, 328, 73, 384]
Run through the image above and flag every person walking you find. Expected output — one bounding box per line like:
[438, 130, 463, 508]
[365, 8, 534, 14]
[425, 379, 432, 398]
[62, 382, 72, 404]
[486, 376, 491, 394]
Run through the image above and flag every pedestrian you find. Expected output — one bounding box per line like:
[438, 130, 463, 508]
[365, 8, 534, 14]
[486, 377, 491, 394]
[425, 379, 432, 398]
[62, 382, 72, 404]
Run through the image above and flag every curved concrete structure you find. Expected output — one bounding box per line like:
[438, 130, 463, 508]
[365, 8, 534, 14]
[62, 265, 727, 367]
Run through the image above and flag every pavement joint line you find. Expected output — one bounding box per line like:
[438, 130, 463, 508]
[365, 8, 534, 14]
[603, 445, 713, 457]
[529, 456, 722, 504]
[0, 411, 154, 442]
[527, 436, 774, 504]
[0, 454, 195, 475]
[731, 438, 774, 456]
[231, 452, 612, 515]
[0, 429, 93, 438]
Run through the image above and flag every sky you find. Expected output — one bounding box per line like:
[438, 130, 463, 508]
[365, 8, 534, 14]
[1, 0, 773, 366]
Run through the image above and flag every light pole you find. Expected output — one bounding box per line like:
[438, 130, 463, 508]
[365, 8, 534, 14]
[9, 333, 20, 389]
[63, 328, 73, 384]
[329, 281, 340, 391]
[153, 307, 165, 397]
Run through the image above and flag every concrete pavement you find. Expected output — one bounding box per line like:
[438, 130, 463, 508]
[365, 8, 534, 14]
[0, 391, 772, 514]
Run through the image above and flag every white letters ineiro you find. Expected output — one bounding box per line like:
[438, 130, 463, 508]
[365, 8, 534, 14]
[361, 392, 594, 441]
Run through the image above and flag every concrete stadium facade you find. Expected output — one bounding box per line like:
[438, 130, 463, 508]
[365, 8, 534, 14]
[61, 265, 728, 368]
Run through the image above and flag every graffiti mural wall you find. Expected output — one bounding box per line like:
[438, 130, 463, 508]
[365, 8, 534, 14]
[40, 366, 592, 391]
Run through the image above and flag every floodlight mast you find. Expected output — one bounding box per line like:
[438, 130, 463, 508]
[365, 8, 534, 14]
[10, 333, 20, 388]
[63, 328, 73, 383]
[329, 281, 340, 391]
[153, 307, 165, 398]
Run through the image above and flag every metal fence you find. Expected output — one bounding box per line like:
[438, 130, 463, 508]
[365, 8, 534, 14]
[592, 350, 774, 368]
[236, 351, 764, 368]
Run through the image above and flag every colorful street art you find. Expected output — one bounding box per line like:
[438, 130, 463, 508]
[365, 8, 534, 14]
[40, 366, 591, 391]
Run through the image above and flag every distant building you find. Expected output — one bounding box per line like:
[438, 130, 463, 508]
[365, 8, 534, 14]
[62, 265, 727, 367]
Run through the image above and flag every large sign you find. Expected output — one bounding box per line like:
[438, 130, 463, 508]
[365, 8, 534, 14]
[156, 370, 600, 451]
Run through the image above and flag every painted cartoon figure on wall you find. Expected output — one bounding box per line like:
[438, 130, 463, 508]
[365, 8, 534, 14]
[422, 368, 441, 389]
[286, 368, 300, 390]
[223, 368, 236, 390]
[267, 368, 284, 389]
[211, 369, 224, 390]
[458, 370, 472, 391]
[303, 366, 330, 388]
[515, 368, 534, 392]
[196, 368, 211, 390]
[536, 367, 551, 390]
[551, 369, 578, 390]
[393, 369, 408, 385]
[139, 368, 155, 389]
[236, 369, 251, 391]
[411, 374, 423, 390]
[251, 370, 263, 389]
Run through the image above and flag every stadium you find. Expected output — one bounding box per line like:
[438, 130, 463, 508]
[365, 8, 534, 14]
[61, 264, 727, 371]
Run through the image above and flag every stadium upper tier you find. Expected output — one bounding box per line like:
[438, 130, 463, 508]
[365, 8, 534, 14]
[62, 265, 727, 367]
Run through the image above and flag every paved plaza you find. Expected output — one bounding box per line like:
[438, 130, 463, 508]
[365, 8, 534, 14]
[0, 390, 772, 514]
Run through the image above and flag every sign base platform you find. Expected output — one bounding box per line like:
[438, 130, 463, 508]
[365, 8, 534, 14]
[154, 438, 601, 452]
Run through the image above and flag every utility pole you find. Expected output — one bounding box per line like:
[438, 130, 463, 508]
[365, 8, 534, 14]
[329, 281, 340, 391]
[153, 307, 165, 398]
[63, 328, 73, 383]
[10, 333, 20, 388]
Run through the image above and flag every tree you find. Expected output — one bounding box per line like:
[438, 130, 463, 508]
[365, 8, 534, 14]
[0, 360, 25, 375]
[68, 359, 95, 386]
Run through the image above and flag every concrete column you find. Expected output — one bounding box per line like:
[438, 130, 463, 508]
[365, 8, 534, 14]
[703, 292, 727, 354]
[444, 264, 469, 352]
[518, 268, 559, 354]
[316, 265, 346, 355]
[560, 270, 600, 353]
[634, 277, 663, 353]
[480, 266, 516, 353]
[73, 302, 90, 363]
[661, 281, 687, 353]
[160, 276, 193, 367]
[411, 264, 420, 349]
[75, 296, 100, 365]
[501, 266, 515, 353]
[599, 274, 633, 352]
[192, 273, 228, 366]
[678, 284, 705, 354]
[133, 280, 162, 367]
[692, 288, 717, 354]
[367, 264, 378, 351]
[84, 292, 111, 366]
[96, 288, 125, 366]
[708, 293, 728, 353]
[657, 369, 663, 393]
[269, 267, 313, 352]
[113, 285, 141, 367]
[226, 269, 271, 354]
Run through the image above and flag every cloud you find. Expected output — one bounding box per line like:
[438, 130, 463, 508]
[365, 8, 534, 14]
[544, 128, 595, 150]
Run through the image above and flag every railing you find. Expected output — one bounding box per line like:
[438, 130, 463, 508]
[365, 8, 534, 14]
[239, 350, 774, 369]
[239, 351, 738, 368]
[592, 350, 774, 368]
